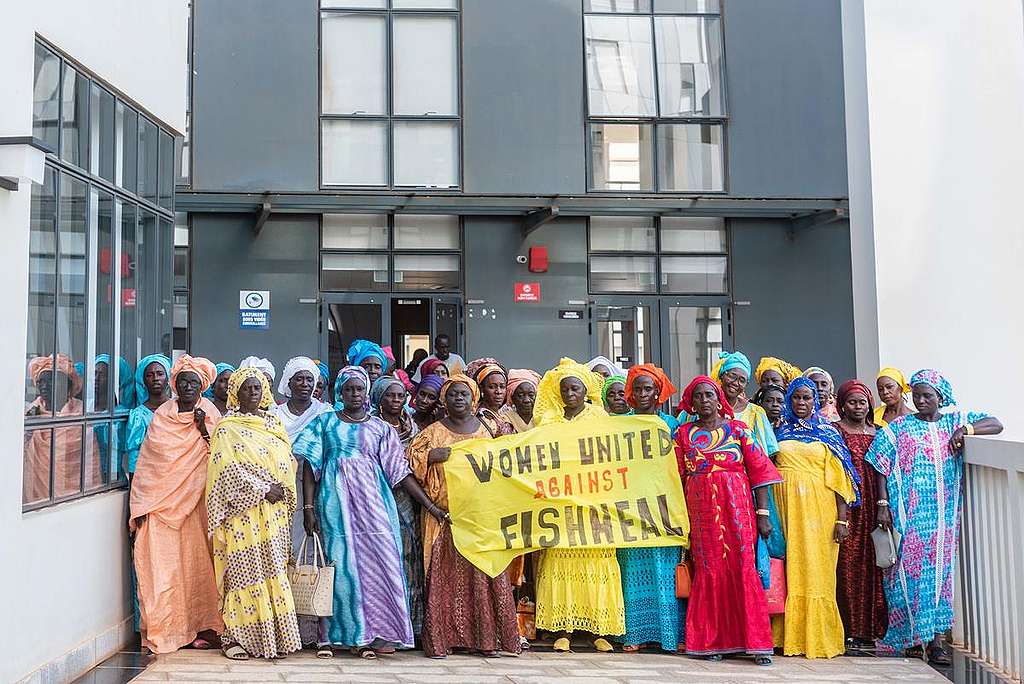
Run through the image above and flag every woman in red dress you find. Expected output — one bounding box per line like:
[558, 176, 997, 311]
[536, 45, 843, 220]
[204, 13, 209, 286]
[675, 376, 781, 665]
[833, 380, 887, 650]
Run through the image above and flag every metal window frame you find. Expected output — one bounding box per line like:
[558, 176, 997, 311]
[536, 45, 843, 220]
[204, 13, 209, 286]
[318, 3, 463, 190]
[582, 3, 730, 194]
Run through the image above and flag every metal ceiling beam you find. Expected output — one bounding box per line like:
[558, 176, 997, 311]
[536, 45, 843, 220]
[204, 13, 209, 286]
[523, 205, 559, 236]
[252, 195, 272, 235]
[788, 207, 849, 233]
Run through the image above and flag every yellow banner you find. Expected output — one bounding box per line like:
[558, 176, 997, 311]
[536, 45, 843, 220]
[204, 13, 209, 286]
[444, 415, 690, 577]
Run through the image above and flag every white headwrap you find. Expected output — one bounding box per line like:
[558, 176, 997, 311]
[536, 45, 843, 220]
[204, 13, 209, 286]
[277, 356, 320, 398]
[587, 355, 626, 378]
[239, 355, 277, 382]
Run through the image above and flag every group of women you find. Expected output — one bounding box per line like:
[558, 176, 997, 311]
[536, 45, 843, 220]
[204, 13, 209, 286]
[117, 341, 1002, 667]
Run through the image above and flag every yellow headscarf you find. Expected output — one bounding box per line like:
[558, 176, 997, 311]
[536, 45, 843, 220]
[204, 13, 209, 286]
[876, 366, 911, 393]
[227, 366, 274, 410]
[533, 357, 604, 426]
[754, 356, 802, 386]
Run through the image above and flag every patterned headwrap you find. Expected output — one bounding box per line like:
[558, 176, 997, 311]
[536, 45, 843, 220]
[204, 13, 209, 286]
[202, 362, 236, 399]
[876, 366, 911, 394]
[836, 379, 875, 425]
[135, 354, 171, 405]
[314, 359, 330, 386]
[710, 350, 752, 382]
[440, 374, 480, 407]
[802, 366, 834, 390]
[420, 357, 448, 378]
[466, 357, 507, 386]
[601, 375, 627, 405]
[170, 355, 218, 394]
[677, 375, 734, 418]
[96, 354, 136, 408]
[417, 373, 446, 397]
[776, 377, 861, 504]
[239, 356, 276, 382]
[227, 366, 274, 410]
[909, 368, 956, 407]
[28, 353, 84, 397]
[587, 355, 626, 378]
[347, 339, 388, 368]
[370, 375, 407, 410]
[534, 358, 603, 425]
[625, 363, 677, 408]
[755, 356, 802, 385]
[277, 356, 320, 398]
[333, 365, 370, 408]
[505, 369, 541, 406]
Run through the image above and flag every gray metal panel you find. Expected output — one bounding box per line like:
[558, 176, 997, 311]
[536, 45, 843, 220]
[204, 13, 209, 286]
[191, 0, 318, 192]
[462, 0, 586, 194]
[463, 216, 589, 369]
[723, 0, 849, 198]
[730, 218, 856, 383]
[189, 214, 320, 378]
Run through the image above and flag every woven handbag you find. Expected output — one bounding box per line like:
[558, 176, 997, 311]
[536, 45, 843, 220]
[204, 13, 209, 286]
[288, 534, 335, 617]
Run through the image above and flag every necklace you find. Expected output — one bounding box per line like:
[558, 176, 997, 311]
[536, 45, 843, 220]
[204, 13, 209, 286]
[341, 409, 369, 423]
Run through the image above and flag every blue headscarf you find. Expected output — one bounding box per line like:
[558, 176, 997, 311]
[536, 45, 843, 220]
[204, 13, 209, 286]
[347, 339, 388, 369]
[95, 354, 137, 409]
[909, 368, 956, 407]
[369, 375, 407, 412]
[710, 350, 752, 382]
[134, 354, 171, 405]
[203, 363, 236, 399]
[333, 365, 370, 410]
[775, 377, 861, 505]
[316, 361, 330, 386]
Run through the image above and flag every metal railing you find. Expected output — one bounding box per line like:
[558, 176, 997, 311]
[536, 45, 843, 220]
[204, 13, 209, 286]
[954, 436, 1024, 681]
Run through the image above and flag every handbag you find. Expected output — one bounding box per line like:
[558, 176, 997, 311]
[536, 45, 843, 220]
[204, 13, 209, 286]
[765, 558, 786, 615]
[675, 549, 693, 599]
[755, 537, 771, 590]
[871, 525, 902, 569]
[288, 533, 335, 617]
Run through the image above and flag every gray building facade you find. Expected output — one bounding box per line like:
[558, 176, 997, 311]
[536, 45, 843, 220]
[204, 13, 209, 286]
[177, 0, 853, 398]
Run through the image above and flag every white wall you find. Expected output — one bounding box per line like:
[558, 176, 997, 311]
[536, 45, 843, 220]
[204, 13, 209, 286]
[0, 3, 186, 682]
[845, 0, 1024, 436]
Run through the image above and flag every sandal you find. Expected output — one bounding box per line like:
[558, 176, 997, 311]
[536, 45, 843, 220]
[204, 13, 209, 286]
[754, 655, 772, 666]
[593, 638, 614, 653]
[519, 636, 531, 650]
[316, 647, 334, 659]
[222, 644, 249, 661]
[553, 637, 571, 652]
[353, 647, 377, 660]
[374, 646, 396, 655]
[479, 650, 501, 658]
[905, 645, 924, 659]
[190, 638, 212, 650]
[704, 654, 724, 662]
[927, 645, 951, 666]
[622, 644, 641, 653]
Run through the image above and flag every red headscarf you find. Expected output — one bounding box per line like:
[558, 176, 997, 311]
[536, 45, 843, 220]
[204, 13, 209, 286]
[420, 357, 448, 378]
[624, 363, 676, 408]
[836, 379, 875, 425]
[677, 375, 734, 418]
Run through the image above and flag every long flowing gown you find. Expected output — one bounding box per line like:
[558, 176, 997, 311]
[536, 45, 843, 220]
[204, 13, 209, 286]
[534, 403, 626, 637]
[771, 439, 855, 658]
[124, 402, 159, 633]
[407, 420, 521, 657]
[835, 426, 887, 642]
[129, 399, 224, 654]
[676, 420, 781, 656]
[293, 413, 414, 648]
[206, 412, 302, 658]
[616, 411, 684, 650]
[865, 411, 989, 651]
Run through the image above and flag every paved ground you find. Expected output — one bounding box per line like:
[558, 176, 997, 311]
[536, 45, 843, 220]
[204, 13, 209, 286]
[120, 648, 951, 684]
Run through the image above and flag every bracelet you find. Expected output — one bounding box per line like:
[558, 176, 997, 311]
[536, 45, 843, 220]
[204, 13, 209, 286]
[301, 504, 314, 510]
[965, 423, 975, 436]
[755, 509, 770, 517]
[835, 520, 849, 527]
[876, 499, 889, 507]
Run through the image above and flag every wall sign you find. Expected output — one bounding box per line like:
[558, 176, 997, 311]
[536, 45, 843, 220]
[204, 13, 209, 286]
[514, 282, 541, 303]
[239, 290, 270, 329]
[559, 309, 583, 320]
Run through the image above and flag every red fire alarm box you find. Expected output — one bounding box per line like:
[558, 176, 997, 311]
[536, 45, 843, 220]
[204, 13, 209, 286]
[528, 246, 548, 273]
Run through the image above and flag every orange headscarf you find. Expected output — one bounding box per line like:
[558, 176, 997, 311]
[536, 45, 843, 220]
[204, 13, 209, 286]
[625, 363, 676, 408]
[27, 353, 83, 397]
[170, 355, 217, 394]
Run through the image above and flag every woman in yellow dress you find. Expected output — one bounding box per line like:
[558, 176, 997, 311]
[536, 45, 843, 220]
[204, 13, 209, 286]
[206, 367, 301, 660]
[873, 366, 914, 426]
[533, 358, 624, 653]
[771, 377, 859, 658]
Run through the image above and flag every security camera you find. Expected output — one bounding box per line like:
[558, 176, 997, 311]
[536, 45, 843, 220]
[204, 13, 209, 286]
[516, 255, 528, 264]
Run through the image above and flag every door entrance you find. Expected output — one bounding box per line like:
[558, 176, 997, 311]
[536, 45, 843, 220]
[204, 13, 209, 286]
[321, 294, 462, 377]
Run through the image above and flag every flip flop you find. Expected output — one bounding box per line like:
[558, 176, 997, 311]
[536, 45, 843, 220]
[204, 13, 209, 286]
[222, 644, 249, 661]
[553, 637, 571, 652]
[352, 647, 377, 660]
[622, 644, 641, 653]
[316, 647, 334, 659]
[754, 655, 772, 666]
[593, 638, 614, 653]
[190, 638, 212, 650]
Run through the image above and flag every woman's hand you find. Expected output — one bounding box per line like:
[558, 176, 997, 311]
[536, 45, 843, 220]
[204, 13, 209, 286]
[756, 514, 773, 539]
[876, 505, 893, 530]
[265, 482, 286, 504]
[428, 447, 451, 464]
[303, 508, 320, 535]
[833, 521, 850, 544]
[194, 408, 209, 437]
[428, 504, 451, 524]
[949, 426, 967, 452]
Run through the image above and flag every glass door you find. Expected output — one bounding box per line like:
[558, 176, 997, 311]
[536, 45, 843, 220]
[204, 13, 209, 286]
[658, 297, 730, 407]
[590, 296, 661, 372]
[432, 295, 462, 359]
[320, 294, 390, 375]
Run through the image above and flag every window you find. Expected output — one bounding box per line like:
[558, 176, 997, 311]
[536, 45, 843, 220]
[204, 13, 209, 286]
[588, 215, 728, 294]
[320, 214, 462, 292]
[584, 1, 725, 192]
[173, 213, 190, 357]
[25, 40, 177, 510]
[320, 2, 461, 188]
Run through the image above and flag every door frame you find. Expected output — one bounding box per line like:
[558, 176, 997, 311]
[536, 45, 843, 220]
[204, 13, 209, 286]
[588, 295, 664, 370]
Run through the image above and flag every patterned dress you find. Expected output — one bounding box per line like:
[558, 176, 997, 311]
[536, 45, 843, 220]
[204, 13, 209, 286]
[835, 426, 887, 642]
[293, 413, 414, 648]
[865, 411, 989, 651]
[616, 411, 685, 650]
[676, 420, 781, 656]
[206, 411, 301, 658]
